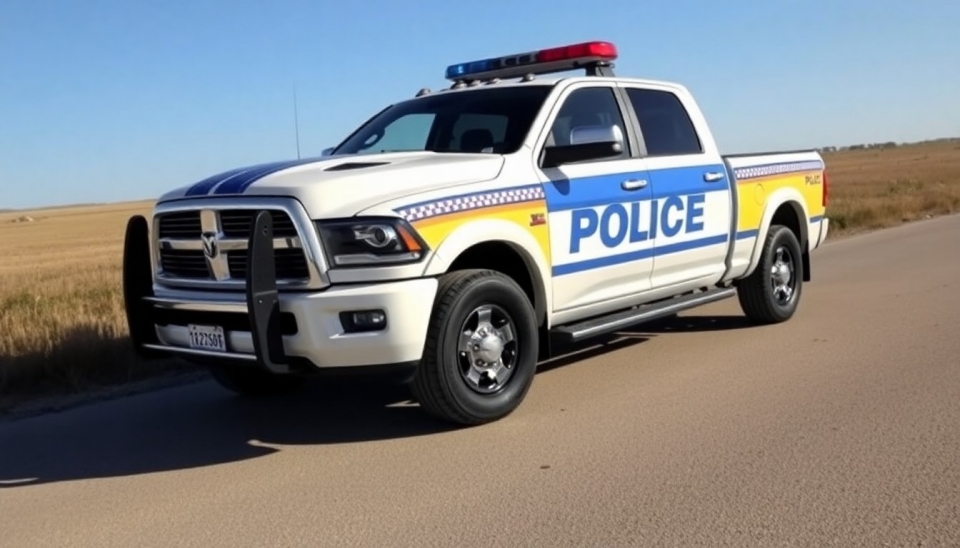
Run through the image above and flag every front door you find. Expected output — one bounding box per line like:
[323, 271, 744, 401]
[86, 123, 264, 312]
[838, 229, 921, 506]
[534, 84, 655, 313]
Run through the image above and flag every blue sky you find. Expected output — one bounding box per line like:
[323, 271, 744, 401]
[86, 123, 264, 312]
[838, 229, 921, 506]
[1, 0, 958, 210]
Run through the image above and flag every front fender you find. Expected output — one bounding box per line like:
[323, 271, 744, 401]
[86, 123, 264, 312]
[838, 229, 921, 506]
[423, 218, 553, 325]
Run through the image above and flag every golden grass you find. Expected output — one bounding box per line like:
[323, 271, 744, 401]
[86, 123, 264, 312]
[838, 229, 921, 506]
[0, 201, 189, 407]
[0, 139, 958, 407]
[822, 139, 960, 233]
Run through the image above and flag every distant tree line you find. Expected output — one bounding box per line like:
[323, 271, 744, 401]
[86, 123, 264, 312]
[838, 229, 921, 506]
[819, 142, 899, 153]
[818, 137, 959, 153]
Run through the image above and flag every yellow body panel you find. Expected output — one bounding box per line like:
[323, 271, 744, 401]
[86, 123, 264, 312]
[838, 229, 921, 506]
[736, 169, 825, 233]
[412, 199, 552, 264]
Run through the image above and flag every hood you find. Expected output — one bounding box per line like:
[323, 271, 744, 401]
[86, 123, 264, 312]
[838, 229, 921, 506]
[158, 152, 505, 218]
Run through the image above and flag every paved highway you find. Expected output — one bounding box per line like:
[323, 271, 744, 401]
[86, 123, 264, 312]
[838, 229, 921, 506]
[2, 215, 959, 547]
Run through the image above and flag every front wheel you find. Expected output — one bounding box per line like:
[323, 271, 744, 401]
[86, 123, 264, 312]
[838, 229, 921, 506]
[737, 224, 804, 324]
[410, 269, 539, 426]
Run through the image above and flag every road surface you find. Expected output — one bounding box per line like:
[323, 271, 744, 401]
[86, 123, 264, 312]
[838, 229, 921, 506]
[2, 216, 959, 547]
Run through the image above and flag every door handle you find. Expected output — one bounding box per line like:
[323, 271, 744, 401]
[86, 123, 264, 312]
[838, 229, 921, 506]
[704, 171, 725, 182]
[621, 179, 648, 191]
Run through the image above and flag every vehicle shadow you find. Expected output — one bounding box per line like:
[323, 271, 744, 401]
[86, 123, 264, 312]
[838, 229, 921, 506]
[638, 314, 756, 333]
[0, 313, 752, 488]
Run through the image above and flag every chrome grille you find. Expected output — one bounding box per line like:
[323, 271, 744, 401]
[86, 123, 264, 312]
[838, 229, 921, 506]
[155, 208, 312, 283]
[158, 212, 202, 239]
[220, 210, 297, 238]
[227, 248, 310, 279]
[159, 249, 209, 278]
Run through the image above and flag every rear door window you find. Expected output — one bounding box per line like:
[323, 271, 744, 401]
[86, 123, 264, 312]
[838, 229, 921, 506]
[625, 88, 702, 157]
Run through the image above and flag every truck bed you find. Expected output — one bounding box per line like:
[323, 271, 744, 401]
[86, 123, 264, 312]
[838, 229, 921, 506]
[720, 148, 828, 280]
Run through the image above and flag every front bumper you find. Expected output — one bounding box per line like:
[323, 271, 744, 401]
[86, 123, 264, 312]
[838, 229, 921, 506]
[123, 212, 437, 374]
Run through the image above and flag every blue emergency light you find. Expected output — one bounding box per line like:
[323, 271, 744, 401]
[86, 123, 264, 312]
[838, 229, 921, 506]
[444, 41, 618, 82]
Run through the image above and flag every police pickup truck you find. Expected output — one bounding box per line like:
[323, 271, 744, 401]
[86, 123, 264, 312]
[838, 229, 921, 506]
[123, 41, 829, 425]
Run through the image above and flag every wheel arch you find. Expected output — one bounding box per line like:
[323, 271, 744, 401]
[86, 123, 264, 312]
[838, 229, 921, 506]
[422, 219, 553, 328]
[744, 189, 811, 279]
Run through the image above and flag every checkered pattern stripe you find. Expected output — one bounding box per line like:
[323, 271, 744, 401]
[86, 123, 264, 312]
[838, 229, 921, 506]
[734, 160, 824, 181]
[396, 184, 546, 222]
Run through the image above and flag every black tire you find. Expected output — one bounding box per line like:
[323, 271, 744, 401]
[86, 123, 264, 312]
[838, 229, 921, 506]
[207, 364, 304, 397]
[410, 269, 539, 426]
[737, 224, 804, 324]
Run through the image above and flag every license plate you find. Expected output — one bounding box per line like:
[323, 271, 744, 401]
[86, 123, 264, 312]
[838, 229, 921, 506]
[187, 324, 226, 352]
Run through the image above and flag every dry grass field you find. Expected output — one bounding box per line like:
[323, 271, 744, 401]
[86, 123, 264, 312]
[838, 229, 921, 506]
[820, 139, 960, 232]
[1, 138, 959, 409]
[0, 201, 190, 410]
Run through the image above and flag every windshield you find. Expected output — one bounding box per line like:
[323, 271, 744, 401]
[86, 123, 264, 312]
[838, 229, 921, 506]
[332, 86, 552, 155]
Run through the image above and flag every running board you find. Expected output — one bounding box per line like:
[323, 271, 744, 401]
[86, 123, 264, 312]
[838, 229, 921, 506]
[550, 287, 737, 344]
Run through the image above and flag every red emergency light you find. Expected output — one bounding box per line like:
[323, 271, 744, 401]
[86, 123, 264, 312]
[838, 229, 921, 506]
[444, 41, 619, 82]
[536, 41, 618, 63]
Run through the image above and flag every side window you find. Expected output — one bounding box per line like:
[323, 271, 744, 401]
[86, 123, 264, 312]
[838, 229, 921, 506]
[355, 113, 435, 154]
[547, 87, 628, 159]
[449, 113, 508, 153]
[625, 88, 702, 156]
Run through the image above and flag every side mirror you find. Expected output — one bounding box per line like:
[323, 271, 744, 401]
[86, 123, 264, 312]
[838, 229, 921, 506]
[569, 124, 624, 147]
[542, 124, 624, 168]
[321, 147, 335, 157]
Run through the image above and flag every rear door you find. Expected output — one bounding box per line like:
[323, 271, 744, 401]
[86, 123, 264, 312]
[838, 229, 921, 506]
[533, 83, 654, 313]
[619, 84, 732, 289]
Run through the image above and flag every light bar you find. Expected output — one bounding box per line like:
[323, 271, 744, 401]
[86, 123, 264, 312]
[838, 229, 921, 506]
[444, 41, 618, 82]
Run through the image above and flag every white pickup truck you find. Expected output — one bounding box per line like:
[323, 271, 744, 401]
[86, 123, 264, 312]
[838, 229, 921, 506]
[123, 41, 829, 425]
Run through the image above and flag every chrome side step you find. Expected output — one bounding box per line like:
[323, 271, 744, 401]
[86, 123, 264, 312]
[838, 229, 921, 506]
[550, 287, 737, 344]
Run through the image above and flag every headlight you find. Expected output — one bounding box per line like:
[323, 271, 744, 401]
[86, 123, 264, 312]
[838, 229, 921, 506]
[316, 218, 428, 267]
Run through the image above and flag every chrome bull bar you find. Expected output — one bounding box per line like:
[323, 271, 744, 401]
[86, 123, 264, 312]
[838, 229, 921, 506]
[122, 211, 292, 374]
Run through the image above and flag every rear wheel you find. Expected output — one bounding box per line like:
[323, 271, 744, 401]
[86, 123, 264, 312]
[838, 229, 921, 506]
[737, 224, 804, 324]
[411, 269, 539, 425]
[207, 364, 305, 397]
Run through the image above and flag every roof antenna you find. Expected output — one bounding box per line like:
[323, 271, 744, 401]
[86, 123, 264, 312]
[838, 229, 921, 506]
[293, 82, 301, 160]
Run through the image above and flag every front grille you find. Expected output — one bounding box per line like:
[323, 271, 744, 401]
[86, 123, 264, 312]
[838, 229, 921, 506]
[158, 210, 298, 240]
[158, 212, 202, 239]
[227, 249, 310, 279]
[220, 210, 298, 238]
[155, 208, 312, 283]
[160, 249, 209, 278]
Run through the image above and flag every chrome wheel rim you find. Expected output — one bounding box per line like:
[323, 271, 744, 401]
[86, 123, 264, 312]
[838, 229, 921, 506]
[770, 245, 796, 305]
[457, 304, 518, 394]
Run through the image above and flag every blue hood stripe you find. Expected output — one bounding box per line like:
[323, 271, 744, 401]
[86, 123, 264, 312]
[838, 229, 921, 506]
[184, 165, 257, 197]
[183, 157, 327, 197]
[209, 160, 299, 195]
[213, 157, 327, 195]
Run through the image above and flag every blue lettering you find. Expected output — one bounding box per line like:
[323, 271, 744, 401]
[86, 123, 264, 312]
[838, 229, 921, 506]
[569, 194, 710, 253]
[685, 194, 705, 233]
[649, 199, 659, 239]
[600, 204, 628, 248]
[661, 196, 684, 237]
[570, 209, 598, 253]
[629, 201, 649, 242]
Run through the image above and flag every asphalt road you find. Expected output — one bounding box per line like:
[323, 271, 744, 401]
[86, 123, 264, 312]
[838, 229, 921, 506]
[2, 216, 959, 547]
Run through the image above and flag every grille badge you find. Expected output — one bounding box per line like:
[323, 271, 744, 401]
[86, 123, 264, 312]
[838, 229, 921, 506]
[201, 232, 219, 259]
[199, 209, 231, 281]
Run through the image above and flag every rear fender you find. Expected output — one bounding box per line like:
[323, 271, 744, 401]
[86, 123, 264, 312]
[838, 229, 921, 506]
[744, 189, 811, 278]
